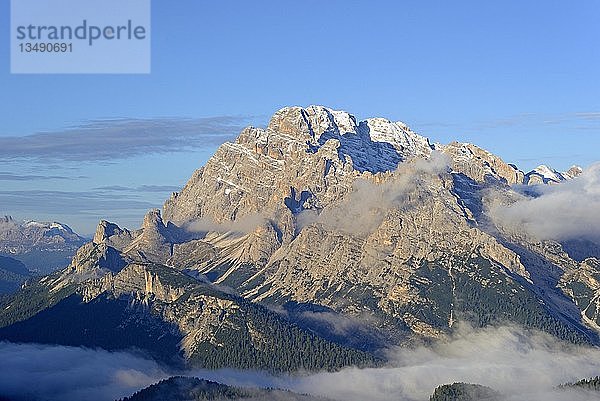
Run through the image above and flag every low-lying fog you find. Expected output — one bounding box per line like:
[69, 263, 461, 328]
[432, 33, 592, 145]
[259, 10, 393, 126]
[2, 324, 600, 400]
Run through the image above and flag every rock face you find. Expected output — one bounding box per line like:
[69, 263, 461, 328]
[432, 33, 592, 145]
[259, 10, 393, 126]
[524, 164, 583, 185]
[441, 142, 525, 185]
[1, 105, 599, 367]
[163, 106, 433, 235]
[560, 258, 600, 329]
[158, 106, 597, 345]
[0, 217, 86, 274]
[0, 252, 372, 371]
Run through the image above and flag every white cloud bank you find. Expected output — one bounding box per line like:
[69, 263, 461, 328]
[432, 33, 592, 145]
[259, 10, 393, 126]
[3, 325, 600, 400]
[0, 342, 167, 401]
[489, 162, 600, 244]
[189, 325, 600, 401]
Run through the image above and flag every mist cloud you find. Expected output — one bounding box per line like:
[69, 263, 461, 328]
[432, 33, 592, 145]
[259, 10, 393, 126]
[0, 342, 168, 401]
[0, 172, 80, 181]
[192, 324, 600, 401]
[298, 310, 368, 336]
[298, 152, 450, 235]
[3, 325, 600, 401]
[488, 162, 600, 243]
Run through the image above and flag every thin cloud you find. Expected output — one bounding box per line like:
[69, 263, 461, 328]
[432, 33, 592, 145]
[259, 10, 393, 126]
[0, 116, 247, 162]
[137, 185, 181, 192]
[0, 189, 157, 215]
[0, 172, 79, 181]
[574, 112, 600, 121]
[94, 185, 182, 193]
[414, 111, 600, 134]
[0, 188, 176, 233]
[474, 111, 600, 131]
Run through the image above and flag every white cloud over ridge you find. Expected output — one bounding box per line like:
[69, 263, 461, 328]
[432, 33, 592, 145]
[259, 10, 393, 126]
[298, 152, 451, 235]
[489, 162, 600, 244]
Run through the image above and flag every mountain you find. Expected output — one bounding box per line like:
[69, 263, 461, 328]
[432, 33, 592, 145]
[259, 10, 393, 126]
[159, 106, 596, 345]
[0, 235, 373, 370]
[118, 376, 330, 401]
[1, 105, 599, 370]
[0, 216, 86, 274]
[429, 383, 500, 401]
[524, 164, 582, 185]
[0, 255, 30, 294]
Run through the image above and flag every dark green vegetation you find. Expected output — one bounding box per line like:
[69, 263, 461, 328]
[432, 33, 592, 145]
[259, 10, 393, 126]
[383, 255, 594, 345]
[119, 377, 247, 401]
[118, 376, 328, 401]
[0, 293, 184, 366]
[429, 382, 500, 401]
[0, 263, 376, 372]
[453, 261, 591, 344]
[433, 255, 592, 344]
[281, 301, 389, 353]
[560, 376, 600, 391]
[0, 272, 75, 328]
[0, 255, 30, 294]
[187, 299, 376, 371]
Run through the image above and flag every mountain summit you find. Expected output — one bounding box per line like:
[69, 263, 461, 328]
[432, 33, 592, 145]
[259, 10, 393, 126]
[0, 217, 86, 274]
[0, 106, 598, 368]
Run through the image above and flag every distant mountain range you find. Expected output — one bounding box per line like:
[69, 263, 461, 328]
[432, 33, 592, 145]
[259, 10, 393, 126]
[1, 106, 599, 375]
[0, 216, 86, 275]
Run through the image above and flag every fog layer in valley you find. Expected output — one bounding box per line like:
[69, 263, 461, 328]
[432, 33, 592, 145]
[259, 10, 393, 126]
[3, 325, 600, 401]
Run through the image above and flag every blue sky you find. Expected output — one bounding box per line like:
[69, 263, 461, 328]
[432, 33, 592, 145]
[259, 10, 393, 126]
[0, 1, 599, 234]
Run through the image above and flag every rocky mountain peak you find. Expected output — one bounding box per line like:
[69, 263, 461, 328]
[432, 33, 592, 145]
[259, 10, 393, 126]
[93, 220, 129, 245]
[524, 164, 582, 185]
[441, 141, 525, 185]
[259, 106, 433, 161]
[3, 105, 598, 372]
[143, 209, 165, 231]
[1, 216, 14, 224]
[121, 209, 174, 263]
[0, 217, 85, 253]
[566, 165, 583, 178]
[162, 106, 533, 229]
[265, 105, 358, 142]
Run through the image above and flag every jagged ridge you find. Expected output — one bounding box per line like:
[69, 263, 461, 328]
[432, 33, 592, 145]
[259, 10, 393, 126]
[0, 105, 597, 368]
